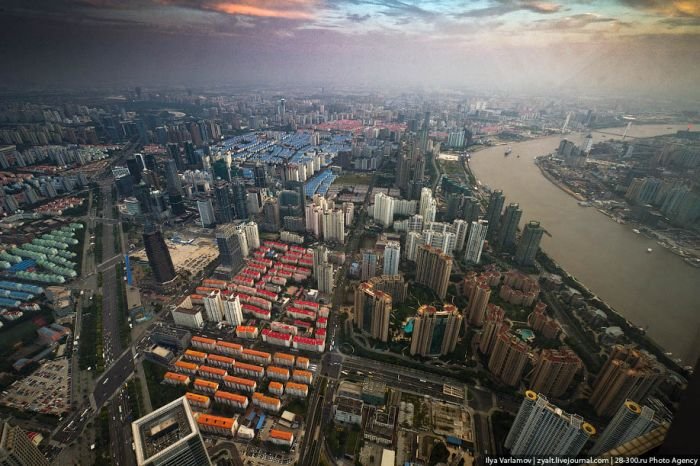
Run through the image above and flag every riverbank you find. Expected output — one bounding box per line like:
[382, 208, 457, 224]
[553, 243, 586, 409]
[535, 155, 700, 264]
[534, 158, 587, 202]
[536, 250, 688, 375]
[465, 130, 697, 371]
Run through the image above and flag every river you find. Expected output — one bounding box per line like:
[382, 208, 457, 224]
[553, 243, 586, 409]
[469, 124, 700, 365]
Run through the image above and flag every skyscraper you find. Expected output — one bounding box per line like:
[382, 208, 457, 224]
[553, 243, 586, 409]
[222, 294, 243, 326]
[462, 196, 481, 224]
[453, 219, 469, 252]
[312, 245, 328, 279]
[231, 179, 248, 220]
[589, 345, 664, 417]
[496, 203, 522, 250]
[213, 181, 235, 224]
[317, 262, 334, 294]
[126, 156, 144, 184]
[405, 231, 422, 262]
[165, 159, 185, 216]
[322, 208, 345, 243]
[354, 282, 392, 342]
[253, 163, 267, 188]
[143, 224, 177, 285]
[284, 180, 306, 223]
[415, 245, 452, 300]
[488, 331, 530, 386]
[590, 400, 656, 455]
[410, 304, 463, 357]
[515, 221, 544, 266]
[373, 193, 394, 227]
[419, 111, 430, 153]
[197, 199, 216, 228]
[467, 279, 491, 327]
[478, 304, 507, 355]
[131, 396, 212, 466]
[485, 189, 505, 240]
[215, 224, 244, 275]
[361, 250, 378, 281]
[167, 143, 184, 171]
[529, 347, 582, 398]
[464, 220, 488, 264]
[203, 290, 224, 322]
[0, 420, 50, 466]
[239, 221, 256, 249]
[505, 391, 595, 456]
[418, 187, 433, 219]
[262, 197, 281, 232]
[383, 241, 401, 276]
[366, 275, 407, 304]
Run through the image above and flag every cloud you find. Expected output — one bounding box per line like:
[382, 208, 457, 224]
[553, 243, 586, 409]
[658, 16, 700, 28]
[534, 13, 631, 30]
[457, 0, 561, 18]
[617, 0, 700, 18]
[346, 13, 371, 22]
[204, 1, 317, 20]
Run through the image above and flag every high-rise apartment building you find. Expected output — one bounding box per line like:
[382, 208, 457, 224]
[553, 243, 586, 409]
[383, 241, 401, 276]
[478, 304, 507, 355]
[143, 224, 177, 285]
[365, 275, 407, 304]
[354, 282, 392, 342]
[515, 221, 544, 266]
[312, 245, 328, 280]
[215, 224, 244, 275]
[415, 245, 452, 300]
[467, 279, 491, 327]
[496, 203, 522, 250]
[590, 400, 656, 455]
[234, 229, 249, 258]
[418, 188, 433, 219]
[464, 220, 488, 264]
[488, 331, 531, 386]
[242, 221, 260, 251]
[410, 304, 463, 357]
[361, 250, 378, 281]
[373, 193, 394, 228]
[322, 208, 345, 243]
[405, 231, 422, 262]
[529, 347, 582, 398]
[317, 263, 334, 294]
[462, 196, 481, 224]
[590, 346, 664, 417]
[485, 190, 505, 240]
[203, 290, 224, 322]
[222, 294, 243, 326]
[131, 396, 212, 466]
[0, 420, 50, 466]
[453, 219, 469, 252]
[505, 391, 595, 456]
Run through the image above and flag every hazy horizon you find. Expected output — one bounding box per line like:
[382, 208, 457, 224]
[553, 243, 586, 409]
[0, 0, 698, 100]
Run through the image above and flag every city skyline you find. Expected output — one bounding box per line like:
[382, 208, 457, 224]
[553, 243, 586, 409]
[0, 0, 698, 100]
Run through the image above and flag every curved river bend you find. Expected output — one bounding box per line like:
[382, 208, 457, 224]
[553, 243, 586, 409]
[470, 124, 700, 365]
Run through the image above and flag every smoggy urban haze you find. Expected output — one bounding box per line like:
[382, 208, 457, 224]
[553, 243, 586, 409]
[0, 0, 698, 98]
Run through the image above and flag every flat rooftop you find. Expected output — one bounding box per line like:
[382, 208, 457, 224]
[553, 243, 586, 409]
[132, 397, 197, 464]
